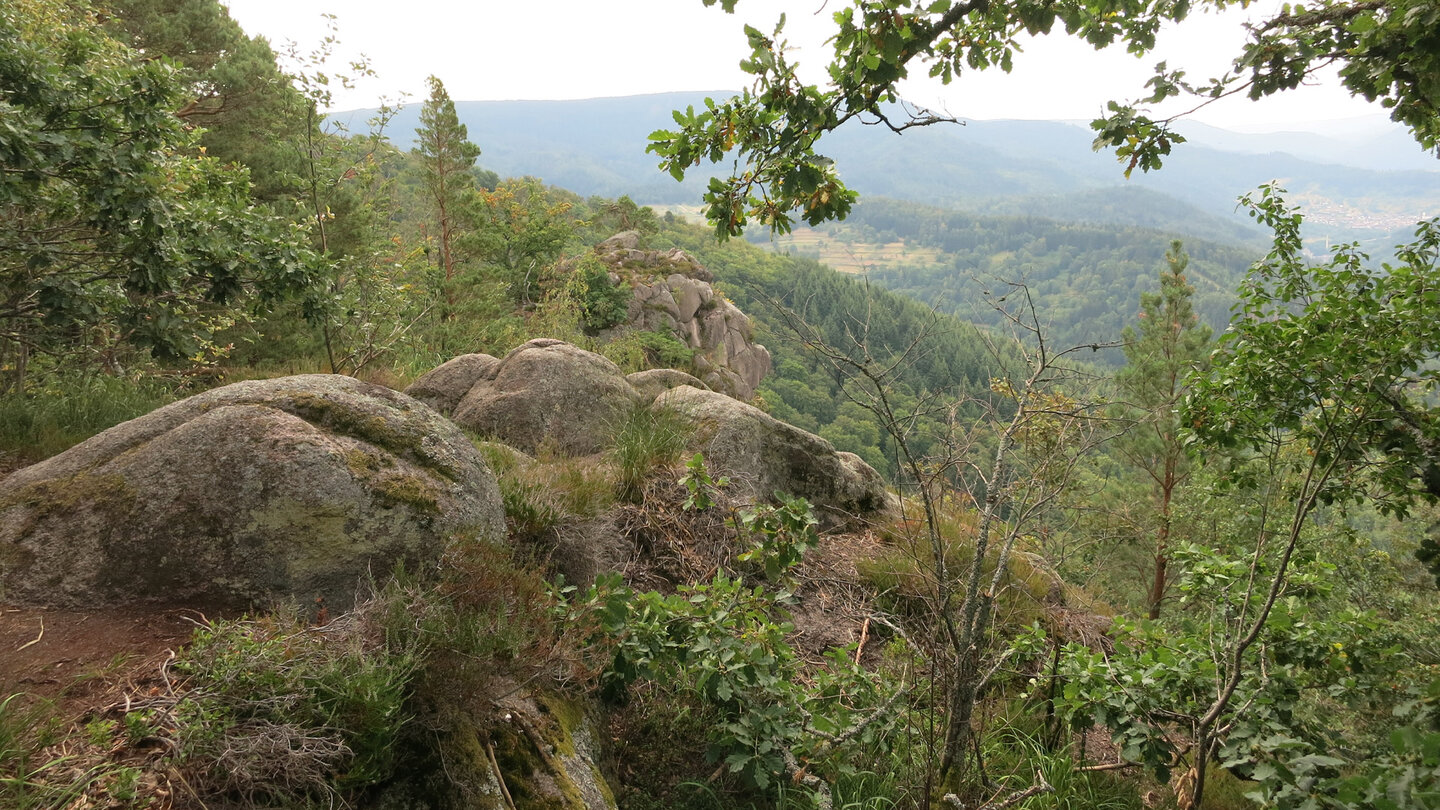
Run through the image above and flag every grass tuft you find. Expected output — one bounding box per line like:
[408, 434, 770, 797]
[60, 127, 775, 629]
[611, 406, 691, 503]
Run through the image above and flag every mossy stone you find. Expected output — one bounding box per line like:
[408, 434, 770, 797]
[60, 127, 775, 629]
[0, 375, 504, 611]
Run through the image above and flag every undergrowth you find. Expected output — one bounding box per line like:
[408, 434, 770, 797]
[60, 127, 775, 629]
[857, 505, 1056, 631]
[0, 372, 176, 468]
[0, 693, 89, 810]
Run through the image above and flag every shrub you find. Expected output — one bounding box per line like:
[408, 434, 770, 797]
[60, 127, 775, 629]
[170, 605, 422, 802]
[601, 329, 696, 374]
[571, 253, 630, 332]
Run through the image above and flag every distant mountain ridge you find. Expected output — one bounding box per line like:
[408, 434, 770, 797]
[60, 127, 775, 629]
[1170, 118, 1439, 174]
[336, 91, 1439, 249]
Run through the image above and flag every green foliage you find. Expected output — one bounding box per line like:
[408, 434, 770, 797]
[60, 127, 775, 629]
[601, 329, 697, 374]
[0, 0, 322, 389]
[413, 74, 480, 335]
[1190, 186, 1440, 516]
[612, 406, 692, 503]
[414, 76, 482, 205]
[736, 493, 819, 583]
[1095, 0, 1440, 175]
[579, 195, 660, 245]
[1112, 241, 1212, 617]
[568, 253, 630, 332]
[580, 487, 906, 799]
[661, 0, 1439, 235]
[0, 693, 92, 810]
[978, 721, 1146, 810]
[1053, 539, 1411, 797]
[857, 507, 1053, 630]
[464, 177, 577, 306]
[648, 18, 858, 239]
[103, 0, 310, 203]
[1116, 241, 1213, 406]
[408, 537, 598, 698]
[680, 452, 730, 511]
[589, 569, 897, 794]
[1314, 677, 1440, 810]
[0, 370, 175, 466]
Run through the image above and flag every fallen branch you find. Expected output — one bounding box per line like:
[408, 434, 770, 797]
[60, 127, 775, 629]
[15, 616, 43, 651]
[943, 769, 1054, 810]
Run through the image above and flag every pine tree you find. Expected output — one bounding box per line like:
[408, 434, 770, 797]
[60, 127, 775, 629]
[414, 76, 480, 327]
[1116, 240, 1213, 619]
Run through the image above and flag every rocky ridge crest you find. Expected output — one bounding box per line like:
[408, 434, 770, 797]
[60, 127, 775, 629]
[589, 231, 773, 401]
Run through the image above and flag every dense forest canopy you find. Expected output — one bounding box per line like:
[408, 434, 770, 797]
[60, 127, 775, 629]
[2, 1, 1440, 809]
[759, 196, 1259, 355]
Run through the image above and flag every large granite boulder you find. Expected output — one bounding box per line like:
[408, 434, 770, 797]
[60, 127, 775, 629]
[653, 385, 889, 522]
[449, 339, 642, 456]
[405, 352, 501, 413]
[0, 375, 504, 611]
[625, 368, 709, 405]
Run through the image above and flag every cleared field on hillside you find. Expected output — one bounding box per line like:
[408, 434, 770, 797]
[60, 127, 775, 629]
[642, 207, 949, 274]
[755, 228, 949, 274]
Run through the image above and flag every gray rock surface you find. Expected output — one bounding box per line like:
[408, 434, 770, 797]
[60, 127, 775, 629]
[625, 368, 710, 404]
[586, 235, 769, 400]
[450, 339, 641, 456]
[0, 375, 504, 611]
[653, 385, 889, 522]
[405, 353, 500, 413]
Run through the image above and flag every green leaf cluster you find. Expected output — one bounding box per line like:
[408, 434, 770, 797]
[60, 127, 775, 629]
[666, 0, 1440, 236]
[0, 0, 321, 387]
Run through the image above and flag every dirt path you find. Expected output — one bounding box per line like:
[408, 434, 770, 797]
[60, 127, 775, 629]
[1, 605, 198, 716]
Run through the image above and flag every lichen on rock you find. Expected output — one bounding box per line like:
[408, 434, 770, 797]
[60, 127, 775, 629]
[0, 374, 505, 611]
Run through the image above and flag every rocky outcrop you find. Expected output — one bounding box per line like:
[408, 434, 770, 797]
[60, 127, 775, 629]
[653, 385, 890, 524]
[407, 341, 889, 523]
[406, 352, 501, 413]
[0, 375, 505, 611]
[445, 339, 642, 456]
[592, 232, 772, 401]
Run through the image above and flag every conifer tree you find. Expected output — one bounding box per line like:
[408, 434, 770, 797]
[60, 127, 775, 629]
[414, 76, 480, 326]
[1116, 241, 1212, 619]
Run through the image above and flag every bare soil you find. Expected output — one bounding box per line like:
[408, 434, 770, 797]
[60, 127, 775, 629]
[0, 605, 197, 718]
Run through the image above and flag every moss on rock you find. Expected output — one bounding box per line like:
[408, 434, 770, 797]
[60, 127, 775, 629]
[0, 375, 505, 611]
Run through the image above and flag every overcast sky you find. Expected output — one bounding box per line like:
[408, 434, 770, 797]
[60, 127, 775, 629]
[222, 0, 1389, 133]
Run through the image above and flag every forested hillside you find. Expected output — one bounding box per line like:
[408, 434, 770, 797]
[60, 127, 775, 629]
[759, 197, 1260, 357]
[4, 1, 1440, 810]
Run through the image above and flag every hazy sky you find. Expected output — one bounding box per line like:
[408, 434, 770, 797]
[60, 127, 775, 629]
[222, 0, 1387, 132]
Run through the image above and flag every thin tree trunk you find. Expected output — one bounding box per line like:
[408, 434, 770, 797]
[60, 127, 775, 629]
[1147, 456, 1177, 619]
